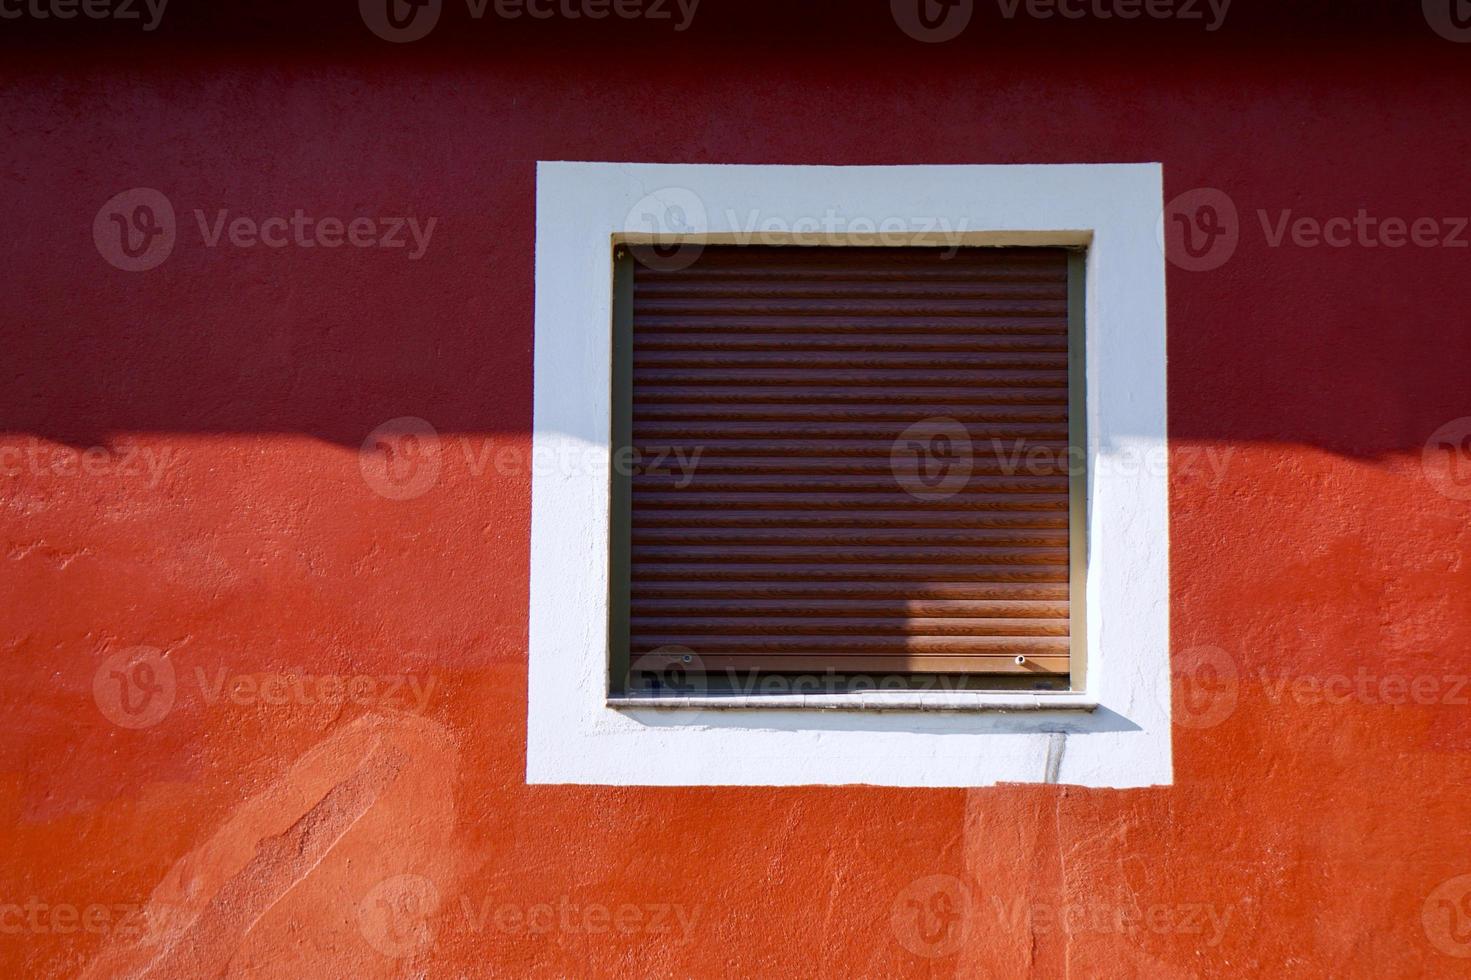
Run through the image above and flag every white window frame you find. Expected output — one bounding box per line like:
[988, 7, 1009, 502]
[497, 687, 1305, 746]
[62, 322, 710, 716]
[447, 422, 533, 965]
[527, 161, 1170, 788]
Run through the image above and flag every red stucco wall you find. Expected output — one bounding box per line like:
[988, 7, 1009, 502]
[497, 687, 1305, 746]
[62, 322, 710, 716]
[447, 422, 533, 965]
[4, 3, 1471, 976]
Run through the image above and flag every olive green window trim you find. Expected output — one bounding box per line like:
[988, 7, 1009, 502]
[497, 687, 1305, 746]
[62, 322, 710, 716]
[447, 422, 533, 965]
[1067, 249, 1088, 692]
[608, 246, 634, 696]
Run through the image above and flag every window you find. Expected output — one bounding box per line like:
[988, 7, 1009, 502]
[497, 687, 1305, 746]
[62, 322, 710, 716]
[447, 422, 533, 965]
[528, 162, 1170, 788]
[612, 245, 1086, 695]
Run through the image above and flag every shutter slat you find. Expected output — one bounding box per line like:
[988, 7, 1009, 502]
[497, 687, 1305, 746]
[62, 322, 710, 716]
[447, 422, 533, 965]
[631, 546, 1069, 565]
[632, 369, 1067, 387]
[632, 528, 1069, 545]
[671, 655, 1070, 674]
[633, 476, 1067, 493]
[626, 246, 1073, 680]
[633, 510, 1067, 527]
[640, 455, 1065, 472]
[635, 282, 1067, 300]
[632, 317, 1066, 333]
[632, 599, 1070, 617]
[629, 636, 1070, 654]
[636, 407, 1067, 423]
[630, 564, 1070, 582]
[631, 581, 1070, 600]
[634, 421, 1065, 438]
[634, 298, 1066, 316]
[634, 351, 1068, 369]
[634, 493, 1068, 510]
[635, 333, 1067, 352]
[633, 387, 1067, 404]
[631, 617, 1069, 636]
[632, 582, 1070, 600]
[630, 443, 1067, 459]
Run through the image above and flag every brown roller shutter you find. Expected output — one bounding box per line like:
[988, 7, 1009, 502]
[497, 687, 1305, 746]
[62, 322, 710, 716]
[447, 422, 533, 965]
[615, 245, 1080, 687]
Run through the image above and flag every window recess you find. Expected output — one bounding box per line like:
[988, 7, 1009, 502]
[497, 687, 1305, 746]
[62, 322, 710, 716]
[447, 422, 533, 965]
[610, 244, 1087, 696]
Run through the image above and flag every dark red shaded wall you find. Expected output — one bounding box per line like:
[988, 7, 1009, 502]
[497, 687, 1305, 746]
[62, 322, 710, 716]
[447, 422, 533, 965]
[3, 3, 1471, 976]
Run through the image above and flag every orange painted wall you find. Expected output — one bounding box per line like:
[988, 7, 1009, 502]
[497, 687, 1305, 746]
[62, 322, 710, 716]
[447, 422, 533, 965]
[4, 4, 1471, 976]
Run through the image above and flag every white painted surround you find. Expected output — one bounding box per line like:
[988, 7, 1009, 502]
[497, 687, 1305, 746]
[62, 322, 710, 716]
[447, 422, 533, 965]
[527, 162, 1170, 788]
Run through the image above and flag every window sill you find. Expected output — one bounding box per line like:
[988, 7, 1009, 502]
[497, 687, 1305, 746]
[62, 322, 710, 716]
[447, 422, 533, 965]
[606, 692, 1098, 713]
